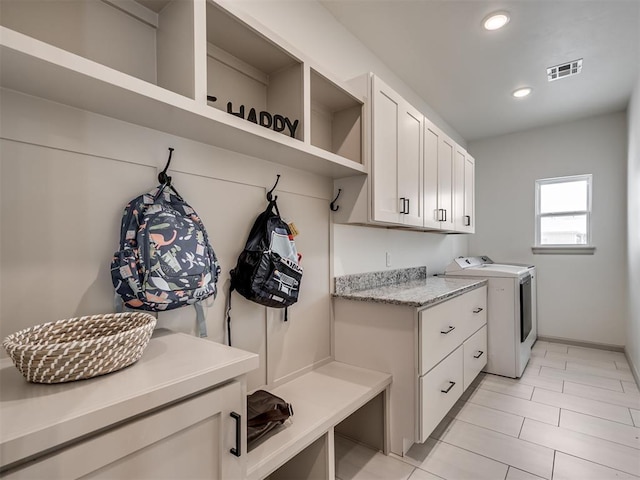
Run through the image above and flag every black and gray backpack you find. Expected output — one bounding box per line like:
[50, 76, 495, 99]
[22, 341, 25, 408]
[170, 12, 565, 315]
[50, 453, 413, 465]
[226, 198, 303, 345]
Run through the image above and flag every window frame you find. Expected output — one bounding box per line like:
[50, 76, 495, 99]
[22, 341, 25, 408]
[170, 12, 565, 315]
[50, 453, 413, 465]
[533, 174, 594, 254]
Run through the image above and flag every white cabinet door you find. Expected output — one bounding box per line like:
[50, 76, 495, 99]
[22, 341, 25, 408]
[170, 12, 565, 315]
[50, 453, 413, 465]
[437, 135, 455, 230]
[454, 147, 475, 233]
[423, 119, 440, 229]
[398, 102, 423, 227]
[371, 75, 402, 224]
[5, 382, 245, 480]
[371, 75, 423, 226]
[423, 118, 454, 230]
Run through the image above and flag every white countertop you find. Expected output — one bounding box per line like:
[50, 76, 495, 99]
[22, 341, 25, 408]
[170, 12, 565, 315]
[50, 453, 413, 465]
[0, 329, 259, 470]
[332, 276, 487, 308]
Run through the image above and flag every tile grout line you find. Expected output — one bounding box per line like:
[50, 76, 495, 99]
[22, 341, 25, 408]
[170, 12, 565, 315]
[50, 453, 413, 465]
[555, 451, 640, 478]
[433, 418, 554, 477]
[526, 393, 636, 428]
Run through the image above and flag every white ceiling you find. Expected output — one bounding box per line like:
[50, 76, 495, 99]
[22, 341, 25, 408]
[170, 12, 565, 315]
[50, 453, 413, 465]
[319, 0, 640, 142]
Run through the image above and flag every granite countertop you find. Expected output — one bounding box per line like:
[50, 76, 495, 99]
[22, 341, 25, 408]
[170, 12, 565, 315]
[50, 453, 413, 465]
[333, 267, 487, 308]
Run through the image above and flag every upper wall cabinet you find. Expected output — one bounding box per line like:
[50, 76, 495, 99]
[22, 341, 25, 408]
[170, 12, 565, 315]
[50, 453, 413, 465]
[334, 74, 474, 234]
[453, 147, 475, 233]
[0, 0, 365, 178]
[423, 118, 455, 231]
[371, 76, 423, 227]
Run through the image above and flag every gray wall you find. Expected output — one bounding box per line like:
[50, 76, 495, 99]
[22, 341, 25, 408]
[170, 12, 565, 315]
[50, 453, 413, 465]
[468, 112, 628, 347]
[627, 77, 640, 380]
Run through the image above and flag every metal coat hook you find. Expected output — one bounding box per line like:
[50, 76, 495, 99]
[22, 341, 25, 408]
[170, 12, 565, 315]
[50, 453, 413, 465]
[267, 174, 281, 202]
[156, 148, 183, 200]
[158, 147, 174, 185]
[330, 189, 342, 212]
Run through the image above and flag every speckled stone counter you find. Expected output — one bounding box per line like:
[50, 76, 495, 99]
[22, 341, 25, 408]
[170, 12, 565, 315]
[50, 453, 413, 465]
[333, 267, 486, 308]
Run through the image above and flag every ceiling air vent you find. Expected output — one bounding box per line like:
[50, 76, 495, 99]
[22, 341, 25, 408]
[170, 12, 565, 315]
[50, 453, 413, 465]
[547, 59, 583, 82]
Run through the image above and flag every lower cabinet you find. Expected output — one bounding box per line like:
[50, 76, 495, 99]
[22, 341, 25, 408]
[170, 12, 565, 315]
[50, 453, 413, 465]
[334, 285, 487, 456]
[419, 346, 464, 442]
[417, 325, 487, 443]
[464, 325, 488, 390]
[3, 381, 245, 479]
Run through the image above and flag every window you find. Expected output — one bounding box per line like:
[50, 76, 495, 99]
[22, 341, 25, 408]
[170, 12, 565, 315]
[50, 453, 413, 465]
[534, 174, 593, 252]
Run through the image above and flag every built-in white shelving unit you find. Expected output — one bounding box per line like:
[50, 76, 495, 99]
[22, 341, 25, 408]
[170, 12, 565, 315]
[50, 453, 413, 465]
[0, 0, 365, 178]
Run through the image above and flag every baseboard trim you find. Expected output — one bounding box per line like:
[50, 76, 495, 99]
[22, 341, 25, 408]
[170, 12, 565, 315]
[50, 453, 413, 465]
[624, 348, 640, 388]
[536, 335, 624, 353]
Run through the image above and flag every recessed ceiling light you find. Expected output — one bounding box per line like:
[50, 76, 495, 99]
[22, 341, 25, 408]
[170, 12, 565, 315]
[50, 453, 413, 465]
[512, 87, 532, 98]
[483, 11, 510, 31]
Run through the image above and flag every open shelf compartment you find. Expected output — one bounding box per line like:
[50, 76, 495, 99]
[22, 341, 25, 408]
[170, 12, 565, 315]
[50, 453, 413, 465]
[310, 68, 363, 165]
[0, 0, 197, 99]
[205, 0, 304, 141]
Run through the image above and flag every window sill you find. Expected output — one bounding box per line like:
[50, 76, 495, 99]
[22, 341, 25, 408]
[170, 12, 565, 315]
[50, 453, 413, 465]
[531, 246, 596, 255]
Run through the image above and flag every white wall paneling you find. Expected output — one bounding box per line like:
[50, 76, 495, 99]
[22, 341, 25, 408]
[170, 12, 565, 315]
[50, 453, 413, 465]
[0, 89, 332, 391]
[468, 112, 629, 347]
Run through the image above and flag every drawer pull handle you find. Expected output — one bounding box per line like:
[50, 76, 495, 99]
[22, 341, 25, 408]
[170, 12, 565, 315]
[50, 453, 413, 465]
[440, 326, 455, 334]
[230, 411, 241, 457]
[474, 350, 484, 359]
[473, 307, 484, 314]
[441, 381, 456, 394]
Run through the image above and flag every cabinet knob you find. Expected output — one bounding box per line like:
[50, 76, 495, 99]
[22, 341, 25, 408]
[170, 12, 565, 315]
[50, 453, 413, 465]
[464, 215, 471, 226]
[440, 325, 455, 334]
[474, 351, 484, 359]
[473, 307, 484, 314]
[400, 197, 407, 214]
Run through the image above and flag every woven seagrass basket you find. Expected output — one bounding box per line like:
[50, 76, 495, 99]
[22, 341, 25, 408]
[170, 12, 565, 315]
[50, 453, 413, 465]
[2, 312, 156, 384]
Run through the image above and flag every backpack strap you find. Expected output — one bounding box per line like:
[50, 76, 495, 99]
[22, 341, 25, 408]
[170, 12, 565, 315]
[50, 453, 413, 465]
[114, 293, 124, 313]
[226, 282, 233, 346]
[194, 301, 208, 338]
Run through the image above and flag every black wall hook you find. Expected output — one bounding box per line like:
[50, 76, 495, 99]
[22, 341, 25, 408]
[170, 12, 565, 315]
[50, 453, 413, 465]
[330, 189, 342, 212]
[267, 174, 281, 202]
[158, 147, 174, 185]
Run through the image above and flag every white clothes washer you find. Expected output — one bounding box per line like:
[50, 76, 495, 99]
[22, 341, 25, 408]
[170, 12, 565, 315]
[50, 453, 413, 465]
[445, 256, 537, 378]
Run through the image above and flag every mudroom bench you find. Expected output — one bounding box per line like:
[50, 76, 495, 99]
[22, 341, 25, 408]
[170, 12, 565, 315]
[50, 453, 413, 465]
[246, 361, 392, 480]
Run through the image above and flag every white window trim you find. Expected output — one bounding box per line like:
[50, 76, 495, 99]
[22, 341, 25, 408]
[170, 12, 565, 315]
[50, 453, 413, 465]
[533, 174, 594, 254]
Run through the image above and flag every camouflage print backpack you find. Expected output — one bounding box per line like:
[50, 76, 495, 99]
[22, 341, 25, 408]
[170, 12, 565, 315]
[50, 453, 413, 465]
[110, 183, 220, 337]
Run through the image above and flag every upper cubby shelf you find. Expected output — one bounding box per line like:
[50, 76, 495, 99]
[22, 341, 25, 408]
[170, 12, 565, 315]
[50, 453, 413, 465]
[0, 0, 366, 179]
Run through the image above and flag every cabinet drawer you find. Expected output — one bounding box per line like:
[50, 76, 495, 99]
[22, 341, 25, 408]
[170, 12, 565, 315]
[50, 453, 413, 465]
[463, 325, 487, 390]
[418, 346, 463, 443]
[458, 286, 487, 339]
[419, 298, 466, 375]
[3, 382, 244, 479]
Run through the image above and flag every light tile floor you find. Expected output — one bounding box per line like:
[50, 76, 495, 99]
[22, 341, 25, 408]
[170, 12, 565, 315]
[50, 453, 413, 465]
[335, 341, 640, 480]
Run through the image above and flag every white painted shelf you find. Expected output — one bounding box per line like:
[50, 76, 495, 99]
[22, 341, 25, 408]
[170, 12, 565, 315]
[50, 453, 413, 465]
[0, 24, 366, 178]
